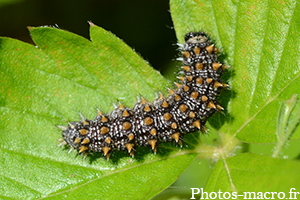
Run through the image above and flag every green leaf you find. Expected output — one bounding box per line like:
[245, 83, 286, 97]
[167, 0, 300, 199]
[0, 24, 197, 199]
[171, 0, 300, 143]
[2, 0, 300, 199]
[205, 153, 300, 194]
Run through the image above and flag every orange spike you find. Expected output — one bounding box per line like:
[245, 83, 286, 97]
[102, 147, 111, 156]
[183, 51, 191, 58]
[125, 143, 134, 153]
[122, 122, 132, 130]
[101, 116, 108, 123]
[105, 137, 112, 144]
[207, 101, 216, 109]
[175, 82, 182, 89]
[189, 112, 196, 118]
[179, 141, 183, 147]
[181, 66, 191, 72]
[100, 126, 109, 134]
[214, 81, 223, 88]
[196, 77, 203, 85]
[79, 146, 88, 153]
[82, 120, 89, 126]
[193, 46, 201, 55]
[163, 112, 172, 121]
[130, 151, 135, 158]
[202, 96, 208, 102]
[171, 122, 178, 129]
[195, 63, 203, 70]
[81, 138, 90, 144]
[223, 83, 229, 88]
[183, 85, 189, 92]
[193, 120, 201, 129]
[162, 100, 169, 108]
[79, 129, 89, 136]
[97, 109, 102, 116]
[172, 132, 180, 143]
[217, 105, 224, 111]
[175, 94, 181, 102]
[118, 103, 124, 110]
[179, 104, 188, 113]
[68, 123, 75, 129]
[128, 133, 134, 141]
[154, 147, 157, 154]
[206, 78, 213, 84]
[148, 140, 157, 150]
[144, 104, 151, 112]
[191, 91, 199, 99]
[144, 117, 154, 126]
[168, 88, 175, 95]
[212, 63, 222, 71]
[178, 76, 185, 82]
[222, 65, 229, 70]
[141, 97, 147, 104]
[74, 137, 81, 144]
[159, 92, 164, 100]
[187, 76, 193, 82]
[106, 153, 111, 161]
[214, 48, 221, 54]
[150, 128, 157, 136]
[206, 45, 214, 54]
[122, 109, 130, 117]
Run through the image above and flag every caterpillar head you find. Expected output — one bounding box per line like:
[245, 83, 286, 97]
[184, 32, 209, 44]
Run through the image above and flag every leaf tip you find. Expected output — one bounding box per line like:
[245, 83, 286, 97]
[88, 21, 95, 27]
[27, 26, 33, 31]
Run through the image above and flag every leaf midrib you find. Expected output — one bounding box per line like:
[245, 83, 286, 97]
[0, 174, 41, 195]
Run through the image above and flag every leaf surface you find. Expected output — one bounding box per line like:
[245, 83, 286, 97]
[171, 0, 300, 143]
[0, 25, 196, 199]
[205, 153, 300, 195]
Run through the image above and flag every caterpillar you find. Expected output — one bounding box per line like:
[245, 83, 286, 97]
[58, 32, 228, 160]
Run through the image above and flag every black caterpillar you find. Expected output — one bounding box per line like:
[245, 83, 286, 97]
[58, 32, 228, 160]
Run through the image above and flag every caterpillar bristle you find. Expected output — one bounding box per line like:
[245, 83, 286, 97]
[68, 148, 74, 154]
[112, 103, 118, 109]
[58, 139, 67, 146]
[57, 125, 67, 131]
